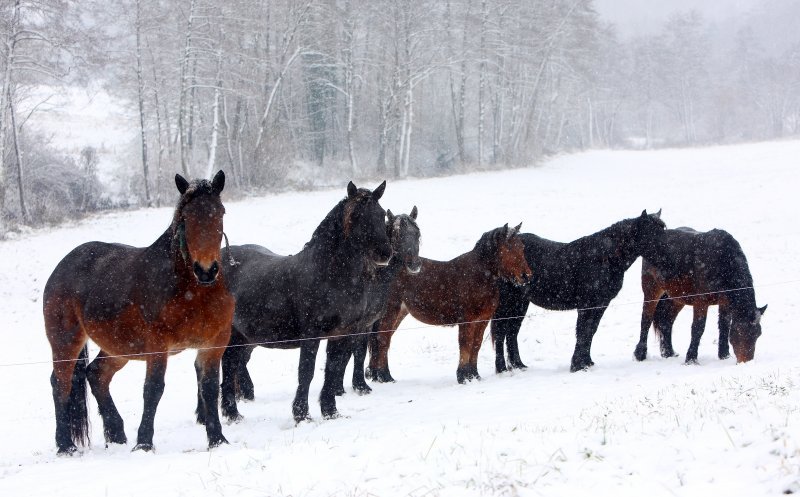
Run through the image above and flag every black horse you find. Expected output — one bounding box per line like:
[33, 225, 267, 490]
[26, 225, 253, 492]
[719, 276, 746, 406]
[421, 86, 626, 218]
[634, 227, 767, 364]
[198, 181, 393, 424]
[333, 207, 422, 395]
[231, 207, 422, 400]
[491, 210, 666, 372]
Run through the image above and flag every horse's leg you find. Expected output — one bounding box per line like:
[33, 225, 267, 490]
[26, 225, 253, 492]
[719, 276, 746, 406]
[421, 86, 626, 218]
[236, 345, 256, 401]
[570, 307, 607, 372]
[492, 284, 529, 372]
[456, 322, 485, 383]
[218, 329, 248, 423]
[655, 298, 683, 358]
[320, 337, 351, 419]
[86, 351, 129, 446]
[366, 305, 408, 383]
[469, 322, 490, 380]
[195, 347, 229, 448]
[717, 305, 732, 360]
[634, 281, 663, 361]
[684, 305, 709, 365]
[46, 312, 89, 455]
[351, 332, 371, 395]
[326, 337, 350, 397]
[293, 340, 321, 423]
[133, 353, 169, 452]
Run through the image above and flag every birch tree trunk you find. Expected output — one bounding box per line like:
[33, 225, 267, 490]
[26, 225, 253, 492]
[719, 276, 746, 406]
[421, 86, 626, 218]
[0, 0, 21, 226]
[177, 0, 197, 177]
[135, 0, 151, 205]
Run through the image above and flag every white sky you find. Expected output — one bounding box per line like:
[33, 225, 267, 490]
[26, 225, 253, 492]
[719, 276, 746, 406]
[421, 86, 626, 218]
[593, 0, 761, 37]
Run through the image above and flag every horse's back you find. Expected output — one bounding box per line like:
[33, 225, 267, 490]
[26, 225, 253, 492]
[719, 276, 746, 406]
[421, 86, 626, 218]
[44, 233, 177, 323]
[644, 227, 750, 290]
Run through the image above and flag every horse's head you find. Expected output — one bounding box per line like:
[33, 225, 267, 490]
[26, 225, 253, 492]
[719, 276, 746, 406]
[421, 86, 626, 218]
[730, 304, 767, 363]
[344, 180, 393, 266]
[387, 206, 422, 274]
[633, 209, 667, 257]
[476, 223, 531, 285]
[173, 170, 226, 286]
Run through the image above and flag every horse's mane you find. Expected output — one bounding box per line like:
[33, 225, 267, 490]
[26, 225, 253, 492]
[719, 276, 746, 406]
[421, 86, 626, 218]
[711, 231, 756, 317]
[305, 189, 372, 252]
[473, 227, 506, 262]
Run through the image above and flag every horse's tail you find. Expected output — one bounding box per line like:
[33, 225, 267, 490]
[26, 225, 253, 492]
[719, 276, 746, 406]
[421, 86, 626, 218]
[68, 345, 91, 447]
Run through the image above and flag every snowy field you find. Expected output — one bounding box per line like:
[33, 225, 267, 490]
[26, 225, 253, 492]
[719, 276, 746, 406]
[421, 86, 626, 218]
[1, 141, 799, 496]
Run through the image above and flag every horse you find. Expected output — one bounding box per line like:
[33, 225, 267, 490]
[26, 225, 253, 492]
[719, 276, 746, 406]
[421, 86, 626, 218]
[366, 223, 532, 384]
[633, 227, 767, 364]
[43, 171, 233, 455]
[330, 207, 422, 396]
[229, 207, 422, 400]
[204, 181, 393, 424]
[490, 210, 666, 373]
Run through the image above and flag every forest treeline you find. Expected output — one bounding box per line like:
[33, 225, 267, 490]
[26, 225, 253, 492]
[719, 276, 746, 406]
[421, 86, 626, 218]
[0, 0, 798, 230]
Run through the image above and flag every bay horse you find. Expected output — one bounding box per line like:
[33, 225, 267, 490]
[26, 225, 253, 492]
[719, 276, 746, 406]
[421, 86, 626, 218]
[203, 181, 393, 424]
[490, 210, 666, 373]
[229, 207, 422, 400]
[634, 227, 767, 364]
[366, 223, 532, 384]
[43, 171, 233, 454]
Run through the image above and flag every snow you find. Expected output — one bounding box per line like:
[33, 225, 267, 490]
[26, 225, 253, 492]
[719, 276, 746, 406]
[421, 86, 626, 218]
[1, 140, 799, 496]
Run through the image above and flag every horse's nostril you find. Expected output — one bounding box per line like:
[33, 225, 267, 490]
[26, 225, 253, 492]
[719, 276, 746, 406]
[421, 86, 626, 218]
[193, 261, 219, 284]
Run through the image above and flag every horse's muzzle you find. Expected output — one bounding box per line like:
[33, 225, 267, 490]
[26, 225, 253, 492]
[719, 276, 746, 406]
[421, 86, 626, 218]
[405, 256, 422, 274]
[193, 261, 220, 286]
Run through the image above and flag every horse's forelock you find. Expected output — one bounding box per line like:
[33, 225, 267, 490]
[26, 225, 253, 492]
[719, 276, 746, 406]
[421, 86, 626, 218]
[342, 188, 379, 238]
[171, 179, 218, 231]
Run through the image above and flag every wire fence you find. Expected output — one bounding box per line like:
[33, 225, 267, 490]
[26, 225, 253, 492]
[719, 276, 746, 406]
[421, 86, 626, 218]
[2, 278, 794, 369]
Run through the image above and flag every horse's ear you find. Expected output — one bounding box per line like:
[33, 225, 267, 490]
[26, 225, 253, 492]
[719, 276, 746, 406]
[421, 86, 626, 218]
[508, 222, 522, 239]
[753, 304, 768, 325]
[387, 209, 394, 222]
[211, 170, 225, 195]
[175, 174, 189, 195]
[410, 205, 418, 220]
[347, 181, 358, 198]
[640, 209, 648, 218]
[654, 208, 662, 219]
[373, 180, 386, 200]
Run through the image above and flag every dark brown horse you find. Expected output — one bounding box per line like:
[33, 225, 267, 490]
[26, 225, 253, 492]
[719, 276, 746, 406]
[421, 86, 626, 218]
[367, 224, 532, 384]
[43, 171, 234, 454]
[634, 227, 766, 364]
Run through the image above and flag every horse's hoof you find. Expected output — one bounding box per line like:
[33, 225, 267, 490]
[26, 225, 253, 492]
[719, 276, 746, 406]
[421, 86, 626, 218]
[57, 445, 79, 456]
[718, 352, 730, 360]
[633, 345, 647, 361]
[570, 362, 592, 372]
[684, 358, 699, 366]
[294, 415, 313, 425]
[509, 361, 528, 370]
[105, 431, 128, 445]
[322, 410, 341, 420]
[353, 383, 372, 395]
[225, 413, 244, 424]
[208, 436, 229, 449]
[369, 369, 396, 383]
[132, 443, 154, 452]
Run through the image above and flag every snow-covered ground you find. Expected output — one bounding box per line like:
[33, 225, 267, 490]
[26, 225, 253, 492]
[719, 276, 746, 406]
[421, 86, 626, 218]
[0, 141, 798, 496]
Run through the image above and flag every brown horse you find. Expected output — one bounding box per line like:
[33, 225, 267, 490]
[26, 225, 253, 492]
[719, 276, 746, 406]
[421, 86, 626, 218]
[367, 224, 532, 384]
[43, 171, 234, 454]
[634, 227, 767, 364]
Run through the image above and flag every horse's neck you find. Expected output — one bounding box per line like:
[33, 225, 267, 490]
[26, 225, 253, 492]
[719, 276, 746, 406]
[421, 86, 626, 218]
[302, 237, 369, 281]
[148, 226, 193, 287]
